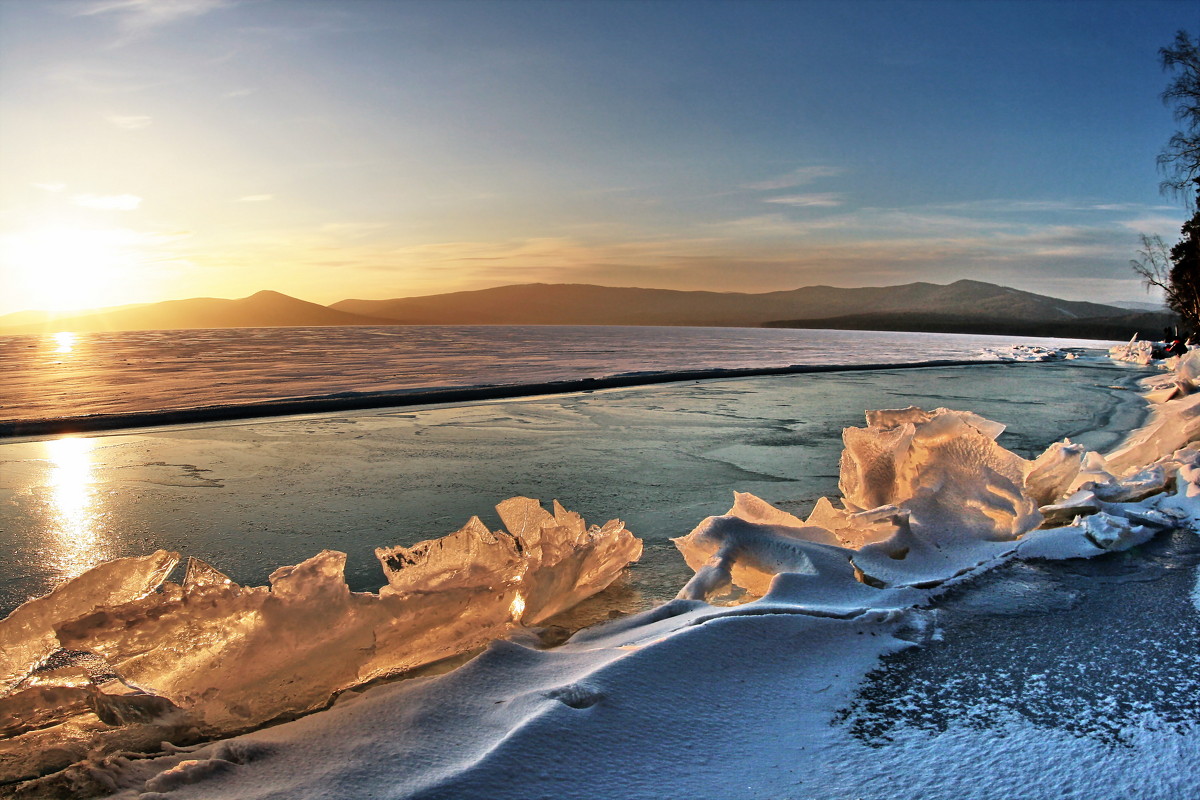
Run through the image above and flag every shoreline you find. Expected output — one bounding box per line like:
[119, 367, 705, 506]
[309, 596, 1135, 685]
[0, 358, 1001, 438]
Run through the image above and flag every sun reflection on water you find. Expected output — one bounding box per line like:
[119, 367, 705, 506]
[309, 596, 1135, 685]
[44, 437, 108, 581]
[53, 331, 76, 354]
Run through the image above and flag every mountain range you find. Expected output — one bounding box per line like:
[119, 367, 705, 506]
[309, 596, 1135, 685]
[0, 280, 1175, 341]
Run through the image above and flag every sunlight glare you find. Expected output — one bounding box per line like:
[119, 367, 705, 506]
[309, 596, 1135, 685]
[44, 437, 109, 581]
[510, 590, 526, 620]
[53, 331, 76, 353]
[4, 226, 134, 312]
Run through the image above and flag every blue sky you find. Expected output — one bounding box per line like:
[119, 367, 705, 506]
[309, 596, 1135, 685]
[0, 0, 1194, 313]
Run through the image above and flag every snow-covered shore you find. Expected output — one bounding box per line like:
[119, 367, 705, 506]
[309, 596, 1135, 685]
[4, 353, 1199, 799]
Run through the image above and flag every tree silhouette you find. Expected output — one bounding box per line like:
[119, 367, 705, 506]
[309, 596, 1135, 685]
[1135, 31, 1200, 331]
[1158, 31, 1200, 201]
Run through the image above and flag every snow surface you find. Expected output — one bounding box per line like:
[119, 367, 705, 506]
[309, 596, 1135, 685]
[4, 352, 1200, 799]
[1194, 564, 1200, 614]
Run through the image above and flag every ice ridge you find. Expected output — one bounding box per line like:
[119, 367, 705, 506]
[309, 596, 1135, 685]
[0, 498, 640, 784]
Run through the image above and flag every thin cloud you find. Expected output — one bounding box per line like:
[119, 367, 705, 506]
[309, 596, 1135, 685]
[744, 166, 843, 191]
[73, 193, 143, 210]
[1118, 215, 1184, 238]
[922, 199, 1180, 215]
[235, 194, 274, 203]
[107, 114, 152, 130]
[78, 0, 231, 37]
[764, 193, 845, 208]
[33, 182, 66, 193]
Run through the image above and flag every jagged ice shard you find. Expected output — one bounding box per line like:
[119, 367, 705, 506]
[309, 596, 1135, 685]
[0, 498, 640, 783]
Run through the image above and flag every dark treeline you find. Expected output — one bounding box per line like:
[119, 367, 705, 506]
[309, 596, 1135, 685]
[766, 311, 1177, 342]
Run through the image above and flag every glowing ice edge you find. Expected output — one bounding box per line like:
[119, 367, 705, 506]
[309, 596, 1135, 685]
[4, 350, 1200, 799]
[0, 498, 642, 784]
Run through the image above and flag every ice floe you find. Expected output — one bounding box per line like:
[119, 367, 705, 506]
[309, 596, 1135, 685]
[1109, 336, 1157, 365]
[978, 343, 1075, 361]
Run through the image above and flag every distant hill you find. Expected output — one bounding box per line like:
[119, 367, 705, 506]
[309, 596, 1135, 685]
[0, 290, 392, 334]
[765, 310, 1177, 342]
[0, 281, 1167, 339]
[331, 280, 1126, 327]
[1105, 300, 1169, 312]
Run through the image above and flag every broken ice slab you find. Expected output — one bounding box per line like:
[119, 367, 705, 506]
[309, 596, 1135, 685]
[840, 407, 1040, 543]
[183, 556, 235, 589]
[803, 496, 906, 549]
[0, 551, 178, 693]
[375, 515, 524, 596]
[54, 499, 640, 733]
[1024, 440, 1086, 507]
[53, 549, 522, 733]
[376, 497, 644, 625]
[1109, 338, 1155, 365]
[515, 501, 644, 624]
[673, 512, 849, 600]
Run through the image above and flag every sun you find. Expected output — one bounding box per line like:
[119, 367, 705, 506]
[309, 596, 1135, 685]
[1, 225, 136, 312]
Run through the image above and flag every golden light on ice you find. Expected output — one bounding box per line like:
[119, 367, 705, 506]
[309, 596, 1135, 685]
[510, 591, 526, 620]
[44, 436, 107, 581]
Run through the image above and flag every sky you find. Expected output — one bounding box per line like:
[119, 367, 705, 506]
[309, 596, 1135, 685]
[0, 0, 1195, 315]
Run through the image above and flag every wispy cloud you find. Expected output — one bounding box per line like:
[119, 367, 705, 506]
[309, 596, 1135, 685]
[763, 193, 845, 208]
[33, 182, 67, 193]
[235, 194, 274, 203]
[78, 0, 231, 39]
[919, 199, 1179, 215]
[1117, 215, 1183, 239]
[73, 193, 143, 210]
[107, 113, 152, 130]
[224, 87, 257, 99]
[744, 166, 843, 191]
